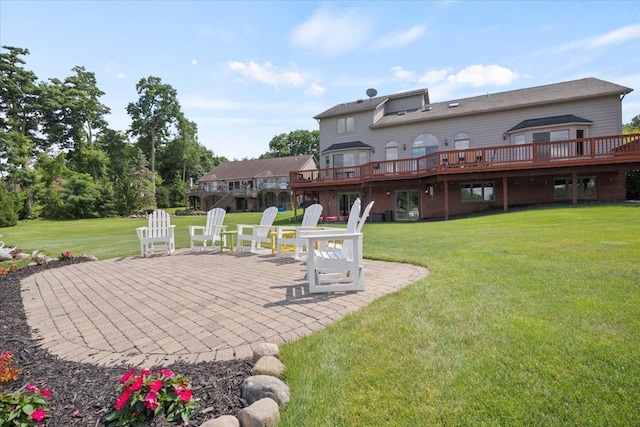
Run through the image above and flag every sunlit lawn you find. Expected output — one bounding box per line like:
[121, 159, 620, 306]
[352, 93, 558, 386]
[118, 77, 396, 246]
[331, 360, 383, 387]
[2, 203, 639, 425]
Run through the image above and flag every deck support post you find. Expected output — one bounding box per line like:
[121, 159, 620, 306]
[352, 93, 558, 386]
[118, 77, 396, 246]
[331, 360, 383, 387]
[572, 172, 578, 205]
[444, 178, 449, 220]
[503, 175, 509, 212]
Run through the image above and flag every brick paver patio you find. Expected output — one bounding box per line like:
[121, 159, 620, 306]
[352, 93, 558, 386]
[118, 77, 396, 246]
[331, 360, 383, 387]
[21, 249, 428, 367]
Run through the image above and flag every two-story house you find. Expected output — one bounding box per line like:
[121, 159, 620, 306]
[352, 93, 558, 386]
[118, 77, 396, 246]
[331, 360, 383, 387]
[188, 155, 317, 212]
[290, 77, 640, 221]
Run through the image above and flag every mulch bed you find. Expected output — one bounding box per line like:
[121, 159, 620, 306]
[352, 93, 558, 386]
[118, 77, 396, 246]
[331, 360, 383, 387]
[0, 258, 253, 426]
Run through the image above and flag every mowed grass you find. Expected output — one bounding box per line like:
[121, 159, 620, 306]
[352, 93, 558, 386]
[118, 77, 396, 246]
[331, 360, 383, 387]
[278, 204, 640, 426]
[0, 211, 298, 260]
[2, 204, 640, 425]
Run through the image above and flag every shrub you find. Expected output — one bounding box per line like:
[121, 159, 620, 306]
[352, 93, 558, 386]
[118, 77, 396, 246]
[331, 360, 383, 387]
[0, 184, 18, 227]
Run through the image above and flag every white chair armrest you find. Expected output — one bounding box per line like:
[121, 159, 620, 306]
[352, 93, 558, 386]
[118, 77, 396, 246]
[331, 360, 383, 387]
[305, 232, 361, 242]
[253, 225, 275, 232]
[276, 225, 297, 238]
[189, 226, 205, 236]
[299, 227, 347, 238]
[236, 224, 252, 235]
[136, 226, 148, 239]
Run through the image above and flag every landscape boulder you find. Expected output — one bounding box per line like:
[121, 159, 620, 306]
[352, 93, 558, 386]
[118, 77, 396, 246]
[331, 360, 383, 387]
[241, 375, 290, 406]
[236, 398, 280, 427]
[199, 414, 240, 427]
[251, 356, 285, 378]
[252, 342, 279, 362]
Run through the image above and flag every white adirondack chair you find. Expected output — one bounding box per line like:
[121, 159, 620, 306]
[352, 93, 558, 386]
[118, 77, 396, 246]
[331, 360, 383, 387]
[236, 206, 279, 253]
[301, 199, 375, 293]
[275, 203, 323, 258]
[189, 208, 227, 252]
[136, 209, 175, 257]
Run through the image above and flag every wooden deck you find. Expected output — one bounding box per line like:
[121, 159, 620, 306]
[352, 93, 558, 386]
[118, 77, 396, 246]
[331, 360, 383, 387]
[290, 134, 640, 188]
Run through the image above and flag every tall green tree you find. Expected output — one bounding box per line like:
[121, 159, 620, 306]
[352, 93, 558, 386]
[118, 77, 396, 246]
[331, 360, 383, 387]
[40, 66, 110, 181]
[261, 129, 319, 160]
[0, 46, 42, 217]
[127, 76, 183, 199]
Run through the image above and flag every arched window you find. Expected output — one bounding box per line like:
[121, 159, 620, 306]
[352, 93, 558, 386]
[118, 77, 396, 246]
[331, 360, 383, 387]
[412, 133, 439, 157]
[454, 132, 470, 150]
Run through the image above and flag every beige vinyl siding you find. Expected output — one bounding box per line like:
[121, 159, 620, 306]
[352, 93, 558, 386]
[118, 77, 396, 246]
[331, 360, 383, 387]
[322, 94, 624, 162]
[385, 95, 423, 114]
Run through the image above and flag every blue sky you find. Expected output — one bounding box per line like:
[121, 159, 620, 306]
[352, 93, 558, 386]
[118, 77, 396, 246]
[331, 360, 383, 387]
[2, 1, 640, 160]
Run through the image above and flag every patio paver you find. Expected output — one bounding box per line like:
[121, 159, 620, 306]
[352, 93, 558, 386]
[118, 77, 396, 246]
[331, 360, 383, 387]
[20, 249, 428, 367]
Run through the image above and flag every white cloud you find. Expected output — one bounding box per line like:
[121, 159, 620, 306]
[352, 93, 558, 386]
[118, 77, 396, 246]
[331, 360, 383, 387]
[289, 8, 371, 57]
[227, 60, 305, 87]
[588, 23, 640, 49]
[191, 59, 198, 65]
[391, 65, 416, 81]
[373, 25, 426, 50]
[116, 72, 127, 79]
[305, 82, 325, 97]
[535, 23, 640, 57]
[446, 64, 517, 87]
[418, 68, 449, 85]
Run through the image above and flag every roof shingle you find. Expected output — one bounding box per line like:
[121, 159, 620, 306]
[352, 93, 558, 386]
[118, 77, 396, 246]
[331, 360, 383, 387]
[197, 155, 316, 183]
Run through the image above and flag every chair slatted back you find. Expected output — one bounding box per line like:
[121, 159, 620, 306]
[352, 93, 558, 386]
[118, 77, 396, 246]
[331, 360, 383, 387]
[338, 198, 362, 257]
[256, 206, 278, 238]
[204, 208, 226, 236]
[301, 204, 323, 227]
[148, 210, 171, 238]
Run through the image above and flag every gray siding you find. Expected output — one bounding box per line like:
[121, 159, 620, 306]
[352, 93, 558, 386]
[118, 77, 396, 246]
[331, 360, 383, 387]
[385, 94, 423, 114]
[321, 94, 624, 164]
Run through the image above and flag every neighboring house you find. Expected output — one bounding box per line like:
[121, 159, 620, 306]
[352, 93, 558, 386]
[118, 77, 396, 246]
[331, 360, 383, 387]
[187, 155, 317, 212]
[289, 77, 640, 221]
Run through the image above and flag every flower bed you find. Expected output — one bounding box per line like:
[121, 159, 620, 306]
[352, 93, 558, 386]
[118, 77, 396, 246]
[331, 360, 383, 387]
[0, 259, 252, 426]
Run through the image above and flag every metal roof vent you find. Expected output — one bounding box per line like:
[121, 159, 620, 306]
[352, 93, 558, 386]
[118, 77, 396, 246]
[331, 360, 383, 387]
[397, 111, 406, 116]
[423, 105, 432, 112]
[448, 102, 459, 108]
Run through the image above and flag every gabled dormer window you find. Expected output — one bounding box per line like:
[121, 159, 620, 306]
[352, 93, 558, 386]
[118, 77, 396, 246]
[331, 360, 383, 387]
[337, 116, 355, 134]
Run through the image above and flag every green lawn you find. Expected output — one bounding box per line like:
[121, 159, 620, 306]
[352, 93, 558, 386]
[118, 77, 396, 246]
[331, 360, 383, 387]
[2, 204, 639, 426]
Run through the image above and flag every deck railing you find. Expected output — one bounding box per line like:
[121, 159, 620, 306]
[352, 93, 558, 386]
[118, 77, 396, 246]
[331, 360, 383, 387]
[290, 134, 640, 185]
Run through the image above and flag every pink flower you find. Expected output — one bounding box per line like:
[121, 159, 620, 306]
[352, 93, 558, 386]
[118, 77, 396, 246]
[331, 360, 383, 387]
[158, 369, 174, 378]
[143, 391, 159, 409]
[71, 410, 79, 417]
[40, 388, 52, 397]
[178, 389, 193, 402]
[31, 408, 46, 422]
[130, 376, 144, 391]
[140, 368, 152, 377]
[115, 389, 132, 410]
[25, 384, 38, 393]
[149, 379, 164, 393]
[120, 369, 136, 384]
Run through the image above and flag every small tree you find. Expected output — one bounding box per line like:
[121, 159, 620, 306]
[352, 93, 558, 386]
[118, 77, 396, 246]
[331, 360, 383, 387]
[0, 183, 18, 227]
[60, 174, 101, 218]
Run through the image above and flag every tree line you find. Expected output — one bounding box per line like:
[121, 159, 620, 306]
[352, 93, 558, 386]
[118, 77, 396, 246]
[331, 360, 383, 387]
[0, 45, 231, 226]
[0, 45, 321, 227]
